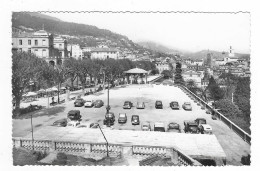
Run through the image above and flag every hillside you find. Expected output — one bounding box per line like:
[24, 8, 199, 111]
[12, 12, 151, 55]
[182, 50, 250, 60]
[137, 41, 179, 54]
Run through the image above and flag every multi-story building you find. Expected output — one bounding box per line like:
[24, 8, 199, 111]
[182, 70, 203, 87]
[155, 62, 171, 73]
[12, 30, 61, 65]
[90, 48, 119, 60]
[54, 37, 68, 60]
[67, 44, 83, 60]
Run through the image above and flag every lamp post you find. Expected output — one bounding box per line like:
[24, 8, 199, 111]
[31, 114, 34, 150]
[97, 124, 109, 157]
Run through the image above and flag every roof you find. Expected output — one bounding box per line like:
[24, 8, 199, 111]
[12, 30, 51, 38]
[124, 67, 148, 74]
[91, 48, 118, 52]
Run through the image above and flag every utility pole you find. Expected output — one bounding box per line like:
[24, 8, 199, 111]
[31, 114, 34, 150]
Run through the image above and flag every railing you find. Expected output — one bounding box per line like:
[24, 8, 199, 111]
[148, 75, 164, 83]
[13, 137, 200, 166]
[132, 145, 167, 157]
[176, 84, 251, 144]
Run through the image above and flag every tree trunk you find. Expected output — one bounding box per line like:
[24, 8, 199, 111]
[14, 97, 21, 117]
[57, 83, 60, 103]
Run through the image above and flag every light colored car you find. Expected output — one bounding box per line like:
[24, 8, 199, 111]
[182, 102, 192, 111]
[84, 100, 94, 107]
[199, 124, 213, 134]
[141, 122, 151, 131]
[136, 102, 145, 109]
[118, 113, 127, 123]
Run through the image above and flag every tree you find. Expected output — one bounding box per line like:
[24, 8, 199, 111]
[174, 62, 184, 84]
[161, 70, 172, 79]
[12, 51, 49, 116]
[186, 79, 199, 94]
[214, 99, 242, 117]
[206, 76, 224, 101]
[233, 77, 250, 117]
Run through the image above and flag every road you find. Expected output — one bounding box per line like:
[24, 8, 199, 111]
[12, 84, 250, 165]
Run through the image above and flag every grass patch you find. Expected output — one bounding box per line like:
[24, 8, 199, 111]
[13, 147, 47, 166]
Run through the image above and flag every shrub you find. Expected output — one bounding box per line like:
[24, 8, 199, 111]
[214, 99, 242, 117]
[52, 152, 67, 165]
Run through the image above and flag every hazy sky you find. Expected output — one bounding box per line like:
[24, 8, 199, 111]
[47, 12, 250, 53]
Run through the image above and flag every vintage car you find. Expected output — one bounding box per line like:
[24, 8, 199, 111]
[182, 102, 192, 111]
[84, 100, 94, 107]
[67, 110, 82, 122]
[118, 113, 127, 124]
[141, 122, 151, 131]
[167, 122, 181, 133]
[155, 100, 163, 109]
[170, 101, 180, 110]
[103, 112, 115, 126]
[94, 100, 104, 108]
[136, 102, 145, 109]
[131, 115, 140, 125]
[53, 118, 67, 127]
[184, 121, 199, 134]
[154, 122, 165, 132]
[74, 98, 86, 107]
[123, 101, 133, 109]
[198, 124, 213, 134]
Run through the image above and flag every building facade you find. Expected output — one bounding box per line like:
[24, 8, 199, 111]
[54, 37, 68, 60]
[90, 48, 119, 60]
[67, 44, 83, 59]
[12, 30, 61, 65]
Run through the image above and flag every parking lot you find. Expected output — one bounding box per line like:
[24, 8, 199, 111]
[13, 84, 250, 165]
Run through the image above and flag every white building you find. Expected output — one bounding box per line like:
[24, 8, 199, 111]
[182, 70, 203, 87]
[67, 44, 83, 59]
[90, 48, 119, 60]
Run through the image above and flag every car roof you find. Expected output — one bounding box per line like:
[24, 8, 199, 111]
[68, 110, 80, 114]
[154, 122, 164, 126]
[132, 115, 139, 117]
[119, 113, 126, 116]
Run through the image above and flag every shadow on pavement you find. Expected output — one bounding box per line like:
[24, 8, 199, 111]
[15, 106, 66, 120]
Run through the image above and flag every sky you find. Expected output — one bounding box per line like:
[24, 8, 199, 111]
[47, 12, 250, 54]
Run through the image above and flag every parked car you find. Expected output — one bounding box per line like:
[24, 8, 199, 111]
[74, 98, 85, 107]
[89, 123, 99, 128]
[183, 121, 199, 133]
[167, 122, 181, 133]
[118, 113, 127, 124]
[136, 102, 145, 109]
[84, 100, 94, 108]
[154, 122, 165, 132]
[182, 102, 192, 111]
[155, 100, 163, 109]
[170, 101, 180, 110]
[141, 122, 151, 131]
[123, 101, 133, 109]
[53, 118, 67, 127]
[131, 115, 140, 125]
[103, 112, 115, 126]
[195, 118, 207, 125]
[94, 100, 104, 108]
[198, 124, 213, 134]
[67, 110, 82, 122]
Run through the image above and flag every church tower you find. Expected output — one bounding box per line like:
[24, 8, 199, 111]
[228, 46, 235, 57]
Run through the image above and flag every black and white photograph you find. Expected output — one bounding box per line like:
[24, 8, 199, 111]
[1, 0, 259, 169]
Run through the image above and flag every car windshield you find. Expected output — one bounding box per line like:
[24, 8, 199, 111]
[156, 101, 162, 104]
[169, 123, 179, 129]
[133, 116, 138, 119]
[86, 100, 92, 103]
[119, 114, 125, 117]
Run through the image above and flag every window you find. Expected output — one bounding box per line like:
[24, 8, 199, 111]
[35, 40, 38, 46]
[42, 49, 47, 56]
[28, 40, 31, 45]
[19, 40, 22, 45]
[59, 44, 62, 48]
[28, 48, 31, 53]
[35, 49, 38, 51]
[42, 39, 46, 46]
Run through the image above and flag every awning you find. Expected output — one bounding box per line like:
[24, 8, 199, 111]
[23, 92, 37, 97]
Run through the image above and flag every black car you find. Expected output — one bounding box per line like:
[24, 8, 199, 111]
[74, 98, 85, 107]
[67, 110, 82, 122]
[155, 100, 163, 109]
[103, 112, 115, 126]
[94, 100, 104, 108]
[118, 113, 127, 124]
[170, 101, 180, 110]
[131, 115, 140, 125]
[123, 101, 133, 109]
[53, 118, 67, 127]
